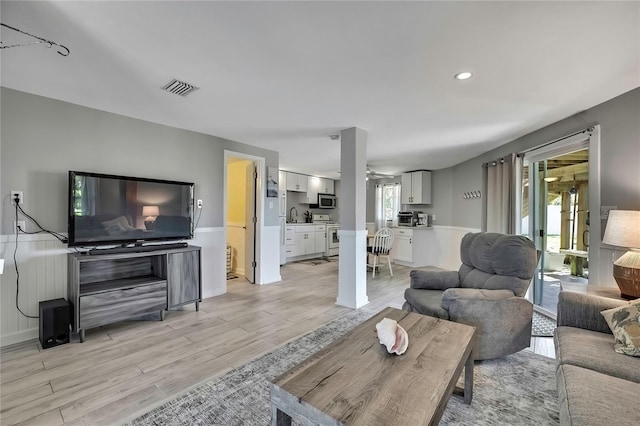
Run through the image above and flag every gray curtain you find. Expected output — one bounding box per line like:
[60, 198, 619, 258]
[482, 153, 519, 234]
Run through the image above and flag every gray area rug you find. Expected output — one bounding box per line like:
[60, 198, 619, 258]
[532, 311, 557, 337]
[125, 309, 559, 426]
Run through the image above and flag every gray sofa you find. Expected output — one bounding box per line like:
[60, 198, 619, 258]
[402, 232, 539, 360]
[554, 291, 640, 425]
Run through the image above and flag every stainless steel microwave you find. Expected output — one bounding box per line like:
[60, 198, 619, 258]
[317, 193, 337, 209]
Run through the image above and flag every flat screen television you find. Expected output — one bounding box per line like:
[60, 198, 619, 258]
[68, 171, 194, 247]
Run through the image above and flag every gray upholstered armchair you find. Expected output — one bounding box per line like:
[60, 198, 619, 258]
[402, 232, 539, 360]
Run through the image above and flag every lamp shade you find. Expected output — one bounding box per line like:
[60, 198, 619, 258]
[142, 206, 159, 217]
[603, 210, 640, 249]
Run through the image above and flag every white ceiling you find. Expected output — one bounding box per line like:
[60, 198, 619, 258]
[2, 1, 639, 179]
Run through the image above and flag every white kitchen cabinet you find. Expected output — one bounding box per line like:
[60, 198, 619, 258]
[294, 231, 314, 255]
[294, 225, 316, 255]
[314, 224, 327, 254]
[298, 176, 317, 204]
[286, 172, 308, 192]
[298, 176, 335, 204]
[318, 178, 334, 195]
[284, 225, 297, 258]
[393, 228, 414, 263]
[391, 227, 435, 267]
[279, 170, 287, 216]
[286, 224, 326, 260]
[401, 170, 431, 204]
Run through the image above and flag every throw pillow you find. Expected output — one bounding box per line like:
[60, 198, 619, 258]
[601, 299, 640, 357]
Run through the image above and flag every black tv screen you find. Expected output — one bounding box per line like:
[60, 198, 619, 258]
[68, 171, 194, 247]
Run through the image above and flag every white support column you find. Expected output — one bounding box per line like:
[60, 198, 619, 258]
[337, 127, 369, 308]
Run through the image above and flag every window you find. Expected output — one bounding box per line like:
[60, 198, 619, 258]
[73, 175, 97, 216]
[375, 183, 401, 230]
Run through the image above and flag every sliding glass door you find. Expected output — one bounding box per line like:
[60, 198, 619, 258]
[523, 147, 590, 318]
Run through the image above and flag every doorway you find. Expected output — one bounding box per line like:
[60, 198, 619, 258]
[520, 127, 600, 319]
[226, 156, 258, 283]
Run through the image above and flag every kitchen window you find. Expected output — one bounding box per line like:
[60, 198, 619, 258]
[375, 183, 401, 230]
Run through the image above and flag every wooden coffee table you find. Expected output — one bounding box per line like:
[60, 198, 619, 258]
[270, 307, 476, 426]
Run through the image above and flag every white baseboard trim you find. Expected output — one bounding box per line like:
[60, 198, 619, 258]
[1, 328, 38, 348]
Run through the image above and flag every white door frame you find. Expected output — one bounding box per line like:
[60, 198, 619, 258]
[224, 150, 265, 284]
[521, 126, 601, 311]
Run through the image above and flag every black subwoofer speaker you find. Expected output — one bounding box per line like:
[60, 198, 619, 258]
[39, 298, 70, 349]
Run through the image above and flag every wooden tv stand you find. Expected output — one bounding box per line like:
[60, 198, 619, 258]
[67, 245, 201, 342]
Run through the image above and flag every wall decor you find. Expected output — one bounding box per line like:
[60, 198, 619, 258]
[267, 166, 278, 198]
[463, 191, 482, 199]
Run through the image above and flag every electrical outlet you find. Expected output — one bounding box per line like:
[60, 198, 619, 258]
[197, 199, 203, 209]
[14, 221, 25, 232]
[11, 191, 23, 205]
[432, 214, 436, 221]
[600, 206, 617, 220]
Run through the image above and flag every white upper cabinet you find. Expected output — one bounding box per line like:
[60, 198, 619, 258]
[296, 176, 335, 204]
[401, 170, 431, 204]
[299, 176, 320, 204]
[286, 172, 308, 192]
[318, 178, 334, 195]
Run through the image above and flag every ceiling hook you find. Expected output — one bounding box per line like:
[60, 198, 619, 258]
[0, 22, 70, 56]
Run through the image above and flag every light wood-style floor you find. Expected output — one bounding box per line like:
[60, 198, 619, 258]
[0, 259, 554, 425]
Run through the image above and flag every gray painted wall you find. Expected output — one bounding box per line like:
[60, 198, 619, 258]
[364, 170, 456, 227]
[0, 88, 280, 236]
[3, 86, 637, 237]
[362, 88, 639, 229]
[447, 87, 640, 229]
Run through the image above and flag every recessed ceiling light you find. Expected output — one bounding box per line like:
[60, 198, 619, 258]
[454, 71, 473, 80]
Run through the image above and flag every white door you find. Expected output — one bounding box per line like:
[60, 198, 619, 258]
[244, 163, 257, 283]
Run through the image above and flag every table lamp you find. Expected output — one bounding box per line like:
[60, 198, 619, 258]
[602, 210, 640, 299]
[142, 205, 160, 229]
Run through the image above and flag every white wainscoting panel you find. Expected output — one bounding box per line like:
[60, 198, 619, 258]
[192, 227, 227, 299]
[0, 227, 228, 347]
[258, 225, 282, 285]
[0, 234, 69, 346]
[337, 230, 369, 308]
[430, 226, 481, 270]
[592, 246, 625, 289]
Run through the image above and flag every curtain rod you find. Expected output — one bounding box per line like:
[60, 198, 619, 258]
[520, 126, 594, 155]
[482, 152, 514, 168]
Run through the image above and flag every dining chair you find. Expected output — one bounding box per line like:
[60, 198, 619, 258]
[367, 228, 394, 278]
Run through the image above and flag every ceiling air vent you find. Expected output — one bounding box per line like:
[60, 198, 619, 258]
[162, 78, 199, 97]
